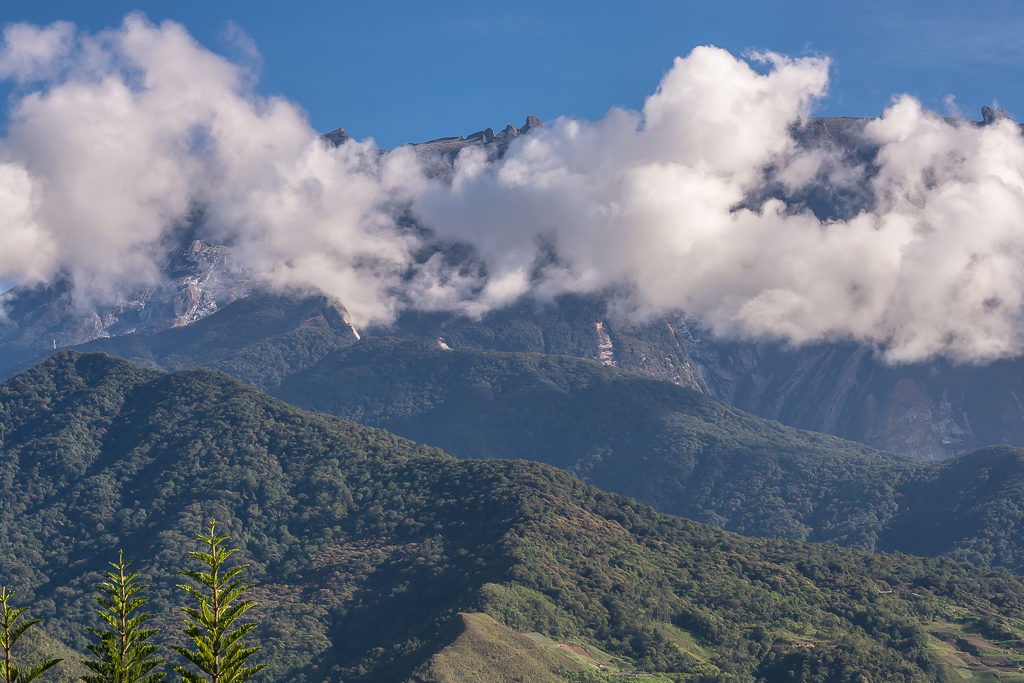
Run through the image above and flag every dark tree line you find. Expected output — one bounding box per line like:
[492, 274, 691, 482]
[2, 522, 262, 683]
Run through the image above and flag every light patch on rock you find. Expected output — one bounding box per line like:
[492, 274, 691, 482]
[595, 322, 616, 366]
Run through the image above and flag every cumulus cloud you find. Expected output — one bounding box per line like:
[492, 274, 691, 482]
[1, 16, 1023, 363]
[414, 49, 1024, 363]
[415, 48, 833, 317]
[0, 21, 74, 82]
[0, 14, 419, 321]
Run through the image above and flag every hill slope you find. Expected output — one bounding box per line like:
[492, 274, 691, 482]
[60, 291, 360, 388]
[276, 338, 909, 547]
[271, 338, 1024, 573]
[4, 352, 1024, 680]
[31, 300, 1024, 574]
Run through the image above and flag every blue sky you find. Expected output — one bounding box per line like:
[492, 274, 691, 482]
[3, 0, 1024, 148]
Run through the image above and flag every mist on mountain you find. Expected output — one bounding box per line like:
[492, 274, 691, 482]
[1, 15, 1024, 364]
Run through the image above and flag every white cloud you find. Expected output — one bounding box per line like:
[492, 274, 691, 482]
[0, 21, 74, 83]
[2, 18, 1024, 363]
[0, 14, 418, 321]
[414, 47, 1024, 363]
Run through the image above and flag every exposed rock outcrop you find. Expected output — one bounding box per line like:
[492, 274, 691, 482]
[324, 125, 350, 146]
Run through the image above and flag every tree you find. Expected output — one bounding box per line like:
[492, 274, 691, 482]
[81, 551, 165, 682]
[170, 522, 264, 683]
[0, 587, 61, 683]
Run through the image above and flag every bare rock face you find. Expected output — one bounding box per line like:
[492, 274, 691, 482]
[591, 316, 707, 392]
[466, 128, 495, 143]
[981, 105, 1010, 124]
[496, 124, 520, 140]
[408, 116, 544, 180]
[521, 115, 543, 133]
[594, 322, 616, 366]
[0, 236, 252, 370]
[173, 282, 203, 320]
[376, 292, 709, 395]
[324, 125, 350, 146]
[164, 238, 249, 326]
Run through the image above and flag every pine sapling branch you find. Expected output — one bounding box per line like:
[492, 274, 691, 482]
[81, 551, 165, 683]
[170, 521, 264, 683]
[0, 587, 61, 683]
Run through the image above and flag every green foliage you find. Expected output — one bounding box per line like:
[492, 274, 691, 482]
[0, 587, 61, 683]
[170, 522, 263, 683]
[4, 352, 1024, 680]
[272, 337, 1024, 571]
[48, 293, 1024, 573]
[81, 551, 164, 683]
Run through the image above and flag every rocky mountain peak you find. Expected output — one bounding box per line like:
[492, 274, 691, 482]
[496, 124, 520, 139]
[981, 105, 1010, 124]
[407, 115, 545, 179]
[466, 127, 495, 143]
[521, 115, 543, 133]
[324, 125, 350, 146]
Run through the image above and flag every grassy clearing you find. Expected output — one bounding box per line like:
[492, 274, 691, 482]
[414, 612, 587, 682]
[928, 620, 1024, 681]
[415, 613, 686, 682]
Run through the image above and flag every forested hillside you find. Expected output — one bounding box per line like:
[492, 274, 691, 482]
[276, 338, 908, 544]
[52, 300, 1024, 574]
[3, 352, 1024, 680]
[273, 338, 1024, 572]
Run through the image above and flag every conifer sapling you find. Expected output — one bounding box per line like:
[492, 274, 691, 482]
[171, 521, 264, 683]
[0, 587, 61, 683]
[81, 551, 165, 683]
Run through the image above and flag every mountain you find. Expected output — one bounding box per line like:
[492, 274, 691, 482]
[681, 335, 1024, 461]
[382, 296, 1024, 461]
[378, 292, 709, 391]
[69, 290, 361, 388]
[0, 235, 252, 372]
[43, 294, 1024, 573]
[7, 112, 1024, 465]
[400, 115, 545, 180]
[0, 116, 546, 381]
[274, 337, 906, 543]
[5, 351, 1024, 681]
[271, 338, 1024, 572]
[371, 109, 1024, 462]
[373, 292, 1024, 462]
